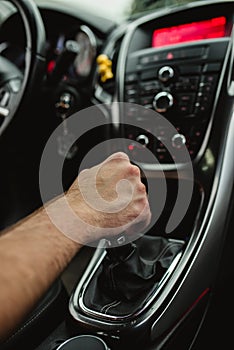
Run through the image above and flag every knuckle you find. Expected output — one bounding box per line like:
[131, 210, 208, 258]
[129, 164, 141, 177]
[132, 198, 146, 215]
[137, 182, 146, 193]
[110, 152, 129, 161]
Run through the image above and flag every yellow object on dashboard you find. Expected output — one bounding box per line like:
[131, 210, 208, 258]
[96, 54, 114, 82]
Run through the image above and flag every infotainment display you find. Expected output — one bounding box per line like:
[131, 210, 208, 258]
[152, 16, 227, 48]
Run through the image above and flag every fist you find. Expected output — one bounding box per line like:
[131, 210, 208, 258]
[66, 152, 151, 244]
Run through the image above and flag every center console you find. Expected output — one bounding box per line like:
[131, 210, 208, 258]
[66, 2, 234, 349]
[124, 39, 228, 163]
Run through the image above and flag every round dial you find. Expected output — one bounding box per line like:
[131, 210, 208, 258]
[153, 91, 174, 113]
[73, 25, 97, 78]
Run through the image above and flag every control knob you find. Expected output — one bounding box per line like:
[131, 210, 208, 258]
[158, 66, 174, 83]
[171, 133, 186, 149]
[136, 134, 149, 146]
[153, 91, 174, 113]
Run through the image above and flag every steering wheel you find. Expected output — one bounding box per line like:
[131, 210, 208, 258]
[0, 0, 46, 137]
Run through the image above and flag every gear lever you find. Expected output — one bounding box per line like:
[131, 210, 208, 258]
[102, 232, 154, 302]
[98, 164, 156, 301]
[105, 163, 149, 260]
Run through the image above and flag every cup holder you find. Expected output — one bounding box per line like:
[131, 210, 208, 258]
[56, 335, 110, 350]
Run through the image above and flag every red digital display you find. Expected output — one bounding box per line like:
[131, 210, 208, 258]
[152, 16, 227, 48]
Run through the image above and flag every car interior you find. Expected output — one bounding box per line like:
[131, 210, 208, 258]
[0, 0, 233, 349]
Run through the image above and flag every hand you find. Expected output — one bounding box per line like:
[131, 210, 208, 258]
[65, 152, 151, 244]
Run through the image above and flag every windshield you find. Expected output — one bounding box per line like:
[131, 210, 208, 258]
[35, 0, 233, 23]
[35, 0, 208, 23]
[129, 0, 204, 18]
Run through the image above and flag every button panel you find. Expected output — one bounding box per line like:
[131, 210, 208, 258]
[124, 43, 224, 163]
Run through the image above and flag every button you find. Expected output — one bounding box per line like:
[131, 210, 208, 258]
[152, 52, 167, 62]
[141, 70, 156, 80]
[173, 76, 199, 91]
[197, 92, 211, 104]
[201, 74, 218, 84]
[177, 93, 196, 105]
[159, 50, 179, 61]
[177, 95, 195, 114]
[139, 51, 173, 65]
[194, 101, 209, 114]
[179, 46, 205, 59]
[125, 97, 138, 103]
[189, 77, 200, 91]
[125, 84, 138, 96]
[165, 50, 180, 60]
[125, 73, 138, 82]
[140, 81, 160, 95]
[199, 83, 213, 93]
[178, 105, 194, 114]
[203, 63, 221, 73]
[140, 56, 154, 65]
[126, 88, 138, 96]
[140, 96, 153, 106]
[176, 92, 195, 115]
[179, 65, 202, 74]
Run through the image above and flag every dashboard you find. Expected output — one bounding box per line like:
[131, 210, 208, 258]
[0, 6, 107, 90]
[45, 22, 98, 84]
[0, 1, 234, 350]
[93, 1, 234, 168]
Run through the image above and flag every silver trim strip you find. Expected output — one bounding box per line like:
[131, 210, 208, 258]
[70, 239, 184, 323]
[227, 25, 234, 96]
[151, 105, 234, 338]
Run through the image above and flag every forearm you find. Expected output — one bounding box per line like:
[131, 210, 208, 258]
[0, 152, 151, 341]
[0, 205, 81, 341]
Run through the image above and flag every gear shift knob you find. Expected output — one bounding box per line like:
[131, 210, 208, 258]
[106, 234, 136, 261]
